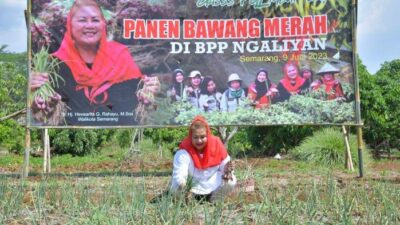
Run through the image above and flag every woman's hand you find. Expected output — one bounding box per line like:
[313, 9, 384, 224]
[186, 87, 194, 94]
[223, 161, 235, 181]
[143, 75, 161, 93]
[170, 87, 176, 96]
[137, 75, 160, 105]
[266, 87, 278, 96]
[30, 72, 62, 113]
[310, 80, 321, 88]
[30, 72, 49, 91]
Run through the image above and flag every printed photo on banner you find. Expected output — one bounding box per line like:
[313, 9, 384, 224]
[28, 0, 357, 127]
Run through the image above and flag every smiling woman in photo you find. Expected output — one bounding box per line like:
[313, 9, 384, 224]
[30, 0, 158, 126]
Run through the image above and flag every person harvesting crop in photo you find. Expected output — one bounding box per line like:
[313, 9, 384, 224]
[311, 62, 345, 101]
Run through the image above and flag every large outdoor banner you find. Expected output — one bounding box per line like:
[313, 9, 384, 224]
[28, 0, 358, 127]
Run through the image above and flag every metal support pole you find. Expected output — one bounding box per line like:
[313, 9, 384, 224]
[352, 0, 363, 178]
[22, 128, 31, 178]
[357, 127, 363, 177]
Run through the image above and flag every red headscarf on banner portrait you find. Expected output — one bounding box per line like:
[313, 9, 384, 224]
[53, 2, 143, 104]
[179, 115, 228, 170]
[280, 61, 306, 93]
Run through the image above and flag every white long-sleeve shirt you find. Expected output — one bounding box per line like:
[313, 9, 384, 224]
[170, 149, 233, 195]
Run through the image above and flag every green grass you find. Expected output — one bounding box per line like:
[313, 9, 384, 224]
[291, 127, 372, 168]
[0, 148, 120, 167]
[0, 171, 399, 224]
[0, 139, 174, 174]
[0, 137, 398, 224]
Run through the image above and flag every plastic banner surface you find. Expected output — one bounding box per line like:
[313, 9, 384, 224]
[28, 0, 358, 127]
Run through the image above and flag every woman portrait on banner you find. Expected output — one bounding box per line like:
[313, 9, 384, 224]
[183, 70, 203, 109]
[170, 115, 236, 202]
[30, 0, 159, 126]
[247, 68, 278, 109]
[167, 68, 186, 103]
[220, 73, 247, 112]
[275, 62, 310, 102]
[199, 76, 222, 112]
[300, 64, 314, 85]
[310, 63, 345, 101]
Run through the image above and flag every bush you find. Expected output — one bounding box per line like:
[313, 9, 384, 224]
[246, 126, 316, 156]
[143, 127, 187, 153]
[116, 129, 133, 149]
[50, 129, 101, 156]
[0, 120, 25, 154]
[226, 127, 252, 158]
[360, 59, 400, 152]
[290, 127, 370, 167]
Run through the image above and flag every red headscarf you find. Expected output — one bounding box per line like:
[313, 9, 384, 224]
[280, 62, 306, 93]
[53, 2, 143, 104]
[179, 115, 228, 169]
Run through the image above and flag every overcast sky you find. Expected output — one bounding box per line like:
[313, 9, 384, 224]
[0, 0, 399, 74]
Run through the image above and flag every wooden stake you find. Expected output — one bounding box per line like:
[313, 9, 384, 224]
[46, 130, 51, 173]
[43, 130, 47, 173]
[43, 129, 51, 173]
[342, 126, 354, 171]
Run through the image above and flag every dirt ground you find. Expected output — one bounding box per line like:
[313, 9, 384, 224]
[1, 157, 399, 188]
[1, 156, 399, 225]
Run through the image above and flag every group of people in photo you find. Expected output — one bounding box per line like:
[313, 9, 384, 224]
[167, 61, 346, 113]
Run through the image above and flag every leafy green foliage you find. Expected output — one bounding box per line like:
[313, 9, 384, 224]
[226, 127, 252, 157]
[0, 51, 28, 153]
[286, 94, 354, 124]
[170, 94, 354, 126]
[0, 120, 25, 154]
[0, 61, 27, 116]
[116, 129, 133, 148]
[359, 58, 400, 151]
[0, 49, 27, 70]
[49, 129, 111, 156]
[247, 126, 316, 156]
[291, 127, 370, 167]
[143, 127, 187, 153]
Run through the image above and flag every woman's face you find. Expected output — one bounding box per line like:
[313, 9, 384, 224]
[207, 80, 216, 93]
[257, 71, 267, 82]
[191, 76, 202, 87]
[230, 80, 241, 90]
[191, 127, 207, 152]
[175, 73, 184, 83]
[302, 70, 312, 79]
[322, 73, 334, 81]
[286, 65, 298, 80]
[71, 5, 104, 48]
